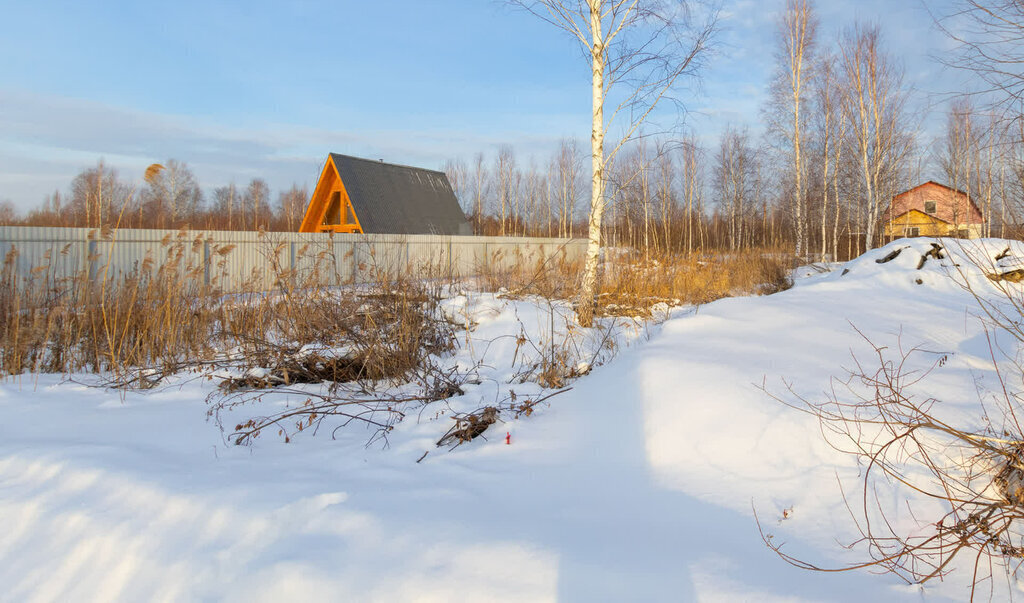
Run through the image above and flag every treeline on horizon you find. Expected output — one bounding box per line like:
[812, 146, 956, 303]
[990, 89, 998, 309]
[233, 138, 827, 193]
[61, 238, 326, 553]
[0, 159, 310, 234]
[4, 9, 1024, 258]
[439, 13, 1024, 258]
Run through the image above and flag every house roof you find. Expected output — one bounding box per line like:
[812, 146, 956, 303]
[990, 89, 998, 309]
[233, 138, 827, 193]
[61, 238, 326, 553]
[894, 180, 969, 199]
[328, 153, 471, 236]
[881, 180, 984, 225]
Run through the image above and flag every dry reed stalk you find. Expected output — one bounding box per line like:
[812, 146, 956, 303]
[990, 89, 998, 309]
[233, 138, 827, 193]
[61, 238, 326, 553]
[596, 249, 792, 315]
[471, 245, 791, 317]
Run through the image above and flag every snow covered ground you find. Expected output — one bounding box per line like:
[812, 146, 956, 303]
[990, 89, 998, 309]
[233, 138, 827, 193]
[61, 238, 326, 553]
[3, 237, 1024, 601]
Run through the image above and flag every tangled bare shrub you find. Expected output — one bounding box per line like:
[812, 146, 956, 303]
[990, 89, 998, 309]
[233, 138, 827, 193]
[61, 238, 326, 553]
[208, 273, 467, 446]
[764, 335, 1024, 596]
[762, 242, 1024, 600]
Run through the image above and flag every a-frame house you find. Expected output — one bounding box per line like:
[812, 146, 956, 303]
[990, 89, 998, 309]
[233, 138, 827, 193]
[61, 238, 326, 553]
[299, 153, 471, 235]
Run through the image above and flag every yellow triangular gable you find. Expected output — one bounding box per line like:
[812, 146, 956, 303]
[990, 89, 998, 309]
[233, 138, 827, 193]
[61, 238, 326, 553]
[889, 209, 950, 226]
[299, 156, 363, 233]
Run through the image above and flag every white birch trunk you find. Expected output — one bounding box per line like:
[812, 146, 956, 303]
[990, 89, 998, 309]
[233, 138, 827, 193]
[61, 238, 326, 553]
[578, 0, 605, 327]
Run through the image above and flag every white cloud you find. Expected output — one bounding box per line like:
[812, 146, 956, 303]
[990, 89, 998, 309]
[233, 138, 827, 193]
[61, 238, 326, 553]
[0, 90, 575, 212]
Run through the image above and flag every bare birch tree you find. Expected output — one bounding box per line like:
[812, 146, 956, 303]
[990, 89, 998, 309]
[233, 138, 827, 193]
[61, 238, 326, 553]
[275, 184, 309, 232]
[470, 153, 489, 234]
[509, 0, 717, 325]
[496, 145, 516, 236]
[681, 138, 702, 253]
[634, 140, 654, 254]
[811, 51, 839, 260]
[940, 98, 983, 234]
[714, 127, 756, 251]
[838, 23, 911, 250]
[933, 1, 1024, 235]
[553, 138, 582, 238]
[982, 113, 1005, 237]
[140, 159, 203, 229]
[934, 1, 1024, 127]
[443, 158, 470, 217]
[654, 147, 676, 253]
[213, 183, 240, 231]
[831, 111, 849, 258]
[523, 159, 544, 236]
[70, 160, 132, 228]
[244, 178, 271, 231]
[769, 0, 817, 257]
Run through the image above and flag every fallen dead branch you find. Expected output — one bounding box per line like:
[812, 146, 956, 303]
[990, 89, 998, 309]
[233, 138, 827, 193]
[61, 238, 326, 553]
[435, 387, 573, 449]
[437, 406, 499, 447]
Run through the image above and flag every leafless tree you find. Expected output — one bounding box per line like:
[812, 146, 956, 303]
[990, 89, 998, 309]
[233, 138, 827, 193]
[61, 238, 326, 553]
[934, 1, 1024, 127]
[69, 160, 133, 228]
[680, 137, 703, 253]
[714, 126, 758, 251]
[495, 145, 517, 236]
[212, 183, 240, 231]
[809, 50, 843, 260]
[275, 184, 309, 232]
[470, 152, 489, 233]
[622, 140, 655, 252]
[838, 23, 913, 250]
[931, 2, 1024, 236]
[24, 190, 65, 226]
[0, 200, 17, 225]
[140, 159, 203, 229]
[513, 166, 525, 236]
[508, 0, 718, 325]
[443, 158, 470, 218]
[244, 178, 272, 231]
[981, 112, 1011, 237]
[654, 146, 676, 253]
[939, 98, 983, 234]
[767, 0, 817, 257]
[552, 138, 582, 239]
[527, 159, 549, 237]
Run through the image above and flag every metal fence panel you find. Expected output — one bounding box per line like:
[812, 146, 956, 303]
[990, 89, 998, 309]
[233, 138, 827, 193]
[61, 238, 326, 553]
[0, 226, 586, 292]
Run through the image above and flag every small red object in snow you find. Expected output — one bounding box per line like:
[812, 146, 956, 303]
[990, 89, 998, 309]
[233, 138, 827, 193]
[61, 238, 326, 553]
[505, 432, 511, 445]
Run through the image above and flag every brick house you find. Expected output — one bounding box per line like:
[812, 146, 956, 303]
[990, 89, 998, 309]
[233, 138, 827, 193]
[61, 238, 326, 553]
[881, 181, 984, 239]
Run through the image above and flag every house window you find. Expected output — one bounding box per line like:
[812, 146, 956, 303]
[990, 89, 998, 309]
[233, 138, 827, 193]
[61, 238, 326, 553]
[323, 191, 342, 225]
[907, 227, 920, 237]
[924, 200, 936, 214]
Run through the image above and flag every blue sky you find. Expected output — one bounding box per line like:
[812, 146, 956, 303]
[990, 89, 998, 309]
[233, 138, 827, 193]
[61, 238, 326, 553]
[0, 0, 960, 211]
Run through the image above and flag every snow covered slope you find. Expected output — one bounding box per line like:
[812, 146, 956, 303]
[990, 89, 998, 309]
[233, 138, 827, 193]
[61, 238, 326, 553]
[2, 238, 1022, 601]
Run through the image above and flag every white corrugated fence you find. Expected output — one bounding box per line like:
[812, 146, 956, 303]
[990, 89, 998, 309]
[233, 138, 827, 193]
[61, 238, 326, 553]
[0, 226, 586, 292]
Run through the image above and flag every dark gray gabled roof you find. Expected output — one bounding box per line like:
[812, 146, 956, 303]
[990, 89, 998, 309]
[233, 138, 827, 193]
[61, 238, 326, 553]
[330, 153, 472, 236]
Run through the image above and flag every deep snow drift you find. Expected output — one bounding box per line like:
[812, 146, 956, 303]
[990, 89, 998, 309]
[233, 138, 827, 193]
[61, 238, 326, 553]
[3, 237, 1024, 601]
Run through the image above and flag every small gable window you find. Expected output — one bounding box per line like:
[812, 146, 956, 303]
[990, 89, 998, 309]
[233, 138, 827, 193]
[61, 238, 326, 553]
[907, 227, 920, 237]
[924, 200, 936, 214]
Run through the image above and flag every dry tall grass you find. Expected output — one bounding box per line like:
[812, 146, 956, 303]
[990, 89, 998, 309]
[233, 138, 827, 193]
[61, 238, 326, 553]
[0, 234, 223, 377]
[0, 232, 452, 382]
[595, 249, 792, 316]
[477, 246, 792, 317]
[0, 233, 791, 380]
